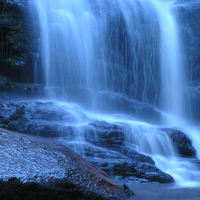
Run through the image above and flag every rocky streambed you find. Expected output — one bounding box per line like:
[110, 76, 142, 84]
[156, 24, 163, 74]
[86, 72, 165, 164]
[0, 100, 198, 186]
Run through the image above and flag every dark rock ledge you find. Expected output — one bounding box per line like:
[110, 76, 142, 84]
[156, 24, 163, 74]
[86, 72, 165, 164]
[0, 128, 134, 200]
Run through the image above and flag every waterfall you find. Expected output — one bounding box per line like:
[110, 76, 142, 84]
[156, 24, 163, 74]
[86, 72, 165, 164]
[150, 0, 187, 125]
[34, 0, 200, 186]
[35, 0, 189, 121]
[35, 0, 161, 114]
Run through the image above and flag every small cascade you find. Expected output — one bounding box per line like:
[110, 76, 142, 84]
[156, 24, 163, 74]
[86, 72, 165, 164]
[125, 121, 200, 186]
[150, 0, 187, 124]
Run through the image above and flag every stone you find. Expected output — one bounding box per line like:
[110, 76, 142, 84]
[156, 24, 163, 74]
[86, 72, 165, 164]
[86, 121, 126, 150]
[162, 128, 196, 157]
[0, 101, 87, 138]
[0, 80, 46, 100]
[86, 121, 155, 165]
[112, 162, 174, 183]
[65, 141, 173, 183]
[0, 128, 133, 200]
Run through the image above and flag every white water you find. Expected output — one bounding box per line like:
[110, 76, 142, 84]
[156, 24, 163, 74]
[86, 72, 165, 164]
[34, 0, 160, 112]
[33, 0, 200, 187]
[150, 0, 187, 125]
[82, 111, 200, 187]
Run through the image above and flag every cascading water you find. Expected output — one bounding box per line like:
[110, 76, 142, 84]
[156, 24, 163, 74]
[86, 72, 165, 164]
[150, 0, 187, 125]
[34, 0, 160, 114]
[33, 0, 200, 187]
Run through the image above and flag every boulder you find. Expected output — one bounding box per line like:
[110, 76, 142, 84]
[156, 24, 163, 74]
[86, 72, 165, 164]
[0, 128, 133, 199]
[112, 162, 174, 183]
[162, 128, 196, 157]
[86, 121, 155, 165]
[121, 146, 155, 165]
[86, 121, 126, 150]
[0, 101, 88, 138]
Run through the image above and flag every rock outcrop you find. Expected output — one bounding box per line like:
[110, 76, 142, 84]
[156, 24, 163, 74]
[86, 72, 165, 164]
[162, 128, 196, 157]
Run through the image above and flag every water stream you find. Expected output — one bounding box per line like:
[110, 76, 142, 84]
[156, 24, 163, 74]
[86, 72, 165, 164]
[33, 0, 200, 187]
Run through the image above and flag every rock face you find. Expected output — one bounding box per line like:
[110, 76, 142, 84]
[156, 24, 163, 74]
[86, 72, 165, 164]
[0, 101, 89, 137]
[0, 0, 42, 83]
[176, 1, 200, 122]
[0, 78, 45, 100]
[0, 128, 133, 200]
[163, 128, 196, 157]
[0, 101, 174, 184]
[176, 0, 200, 82]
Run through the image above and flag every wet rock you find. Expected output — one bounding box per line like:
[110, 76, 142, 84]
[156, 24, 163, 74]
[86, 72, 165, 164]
[65, 142, 172, 184]
[0, 101, 87, 138]
[121, 146, 155, 165]
[7, 117, 27, 132]
[84, 120, 156, 178]
[4, 104, 27, 132]
[186, 81, 200, 123]
[112, 162, 174, 183]
[16, 105, 25, 116]
[176, 1, 200, 82]
[0, 79, 46, 100]
[86, 121, 125, 150]
[163, 128, 196, 157]
[175, 1, 200, 123]
[92, 92, 162, 124]
[26, 123, 77, 138]
[8, 105, 25, 120]
[123, 184, 135, 197]
[0, 128, 133, 200]
[86, 121, 155, 165]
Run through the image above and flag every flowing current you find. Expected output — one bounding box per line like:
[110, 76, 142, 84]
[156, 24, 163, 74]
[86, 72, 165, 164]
[33, 0, 200, 186]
